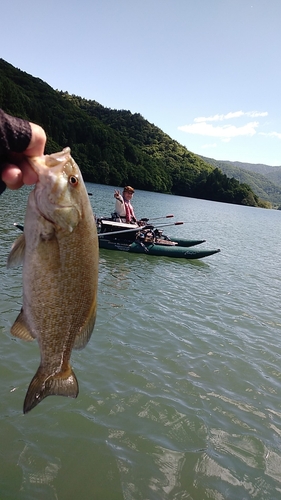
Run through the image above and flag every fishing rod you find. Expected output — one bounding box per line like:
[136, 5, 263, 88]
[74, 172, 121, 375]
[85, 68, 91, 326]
[140, 214, 174, 222]
[101, 221, 185, 237]
[98, 221, 184, 238]
[14, 220, 184, 240]
[155, 221, 184, 228]
[98, 225, 151, 238]
[13, 221, 150, 239]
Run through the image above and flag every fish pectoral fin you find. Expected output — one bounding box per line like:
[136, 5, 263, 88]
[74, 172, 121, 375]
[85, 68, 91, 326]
[23, 365, 79, 414]
[11, 309, 35, 341]
[73, 313, 97, 350]
[7, 234, 26, 268]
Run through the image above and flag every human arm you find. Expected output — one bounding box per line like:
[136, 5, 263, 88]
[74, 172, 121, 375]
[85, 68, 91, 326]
[114, 189, 123, 201]
[114, 190, 126, 217]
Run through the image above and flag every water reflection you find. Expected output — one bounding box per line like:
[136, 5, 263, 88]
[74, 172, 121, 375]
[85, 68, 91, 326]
[18, 444, 61, 500]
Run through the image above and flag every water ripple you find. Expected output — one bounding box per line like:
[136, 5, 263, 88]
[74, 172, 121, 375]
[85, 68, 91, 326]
[1, 187, 281, 499]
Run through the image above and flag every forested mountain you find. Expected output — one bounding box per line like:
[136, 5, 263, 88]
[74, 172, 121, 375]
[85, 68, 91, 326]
[224, 161, 281, 187]
[200, 156, 281, 206]
[0, 58, 268, 207]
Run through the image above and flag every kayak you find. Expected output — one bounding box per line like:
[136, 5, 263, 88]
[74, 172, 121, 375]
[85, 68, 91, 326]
[99, 238, 220, 259]
[168, 236, 206, 247]
[14, 219, 221, 260]
[98, 220, 220, 260]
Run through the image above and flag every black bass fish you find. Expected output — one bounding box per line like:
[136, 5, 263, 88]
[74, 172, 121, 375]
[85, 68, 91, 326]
[8, 148, 99, 414]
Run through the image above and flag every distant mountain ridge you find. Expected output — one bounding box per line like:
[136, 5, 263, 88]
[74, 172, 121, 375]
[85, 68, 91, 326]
[200, 156, 281, 207]
[225, 160, 281, 186]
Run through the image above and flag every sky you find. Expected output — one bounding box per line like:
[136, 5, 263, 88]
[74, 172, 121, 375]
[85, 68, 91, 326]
[1, 0, 281, 166]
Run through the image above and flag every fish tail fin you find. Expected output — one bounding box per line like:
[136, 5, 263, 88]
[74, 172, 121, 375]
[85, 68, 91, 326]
[23, 365, 79, 414]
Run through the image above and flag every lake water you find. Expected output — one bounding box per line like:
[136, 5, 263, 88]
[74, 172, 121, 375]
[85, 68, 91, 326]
[1, 183, 281, 500]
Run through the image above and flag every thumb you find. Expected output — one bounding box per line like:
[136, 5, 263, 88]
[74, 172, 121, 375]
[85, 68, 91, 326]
[24, 123, 46, 157]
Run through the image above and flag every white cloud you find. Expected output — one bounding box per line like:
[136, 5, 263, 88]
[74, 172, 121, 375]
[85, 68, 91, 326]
[249, 111, 268, 118]
[259, 131, 281, 139]
[194, 111, 268, 123]
[178, 121, 259, 139]
[195, 111, 243, 122]
[178, 110, 271, 143]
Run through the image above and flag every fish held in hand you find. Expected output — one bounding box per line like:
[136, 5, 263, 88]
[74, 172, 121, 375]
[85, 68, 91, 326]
[7, 148, 99, 414]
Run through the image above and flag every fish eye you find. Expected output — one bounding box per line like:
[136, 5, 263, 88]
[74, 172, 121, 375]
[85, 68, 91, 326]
[69, 175, 79, 186]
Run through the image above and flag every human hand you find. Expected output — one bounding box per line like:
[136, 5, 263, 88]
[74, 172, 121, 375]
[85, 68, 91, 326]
[1, 123, 46, 190]
[114, 189, 120, 199]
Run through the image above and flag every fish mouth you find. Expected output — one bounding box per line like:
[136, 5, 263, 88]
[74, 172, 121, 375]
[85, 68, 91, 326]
[37, 202, 80, 233]
[38, 209, 55, 225]
[28, 148, 71, 175]
[38, 204, 74, 225]
[34, 182, 74, 225]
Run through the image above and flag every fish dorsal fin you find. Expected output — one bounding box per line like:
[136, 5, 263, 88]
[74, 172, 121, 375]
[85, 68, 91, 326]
[7, 234, 26, 268]
[73, 313, 97, 350]
[11, 309, 35, 342]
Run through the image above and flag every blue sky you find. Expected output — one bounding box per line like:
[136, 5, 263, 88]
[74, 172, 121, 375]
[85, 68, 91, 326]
[1, 0, 281, 165]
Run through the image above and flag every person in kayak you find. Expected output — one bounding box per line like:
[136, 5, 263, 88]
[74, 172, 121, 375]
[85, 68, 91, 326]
[0, 109, 46, 195]
[114, 185, 138, 223]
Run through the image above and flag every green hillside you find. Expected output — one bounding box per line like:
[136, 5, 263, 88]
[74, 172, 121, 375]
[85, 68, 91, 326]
[200, 156, 281, 207]
[0, 58, 265, 207]
[225, 161, 281, 188]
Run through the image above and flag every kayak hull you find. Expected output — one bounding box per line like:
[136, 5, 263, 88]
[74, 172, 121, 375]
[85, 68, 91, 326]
[170, 237, 206, 247]
[15, 221, 220, 260]
[99, 238, 220, 259]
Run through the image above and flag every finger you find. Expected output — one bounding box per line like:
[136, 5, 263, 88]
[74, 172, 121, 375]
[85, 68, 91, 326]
[20, 160, 38, 185]
[1, 164, 24, 190]
[24, 123, 46, 157]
